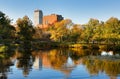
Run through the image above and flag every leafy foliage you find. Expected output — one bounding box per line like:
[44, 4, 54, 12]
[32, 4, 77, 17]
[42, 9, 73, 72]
[0, 11, 15, 40]
[1, 11, 120, 45]
[16, 16, 35, 41]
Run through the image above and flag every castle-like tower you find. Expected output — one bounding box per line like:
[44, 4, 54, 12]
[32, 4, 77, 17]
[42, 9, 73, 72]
[34, 9, 43, 26]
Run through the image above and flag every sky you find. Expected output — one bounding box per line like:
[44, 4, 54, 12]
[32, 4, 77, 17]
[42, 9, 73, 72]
[0, 0, 120, 24]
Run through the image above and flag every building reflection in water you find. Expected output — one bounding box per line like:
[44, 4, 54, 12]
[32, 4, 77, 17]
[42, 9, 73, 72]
[66, 56, 74, 67]
[31, 49, 120, 79]
[33, 56, 42, 70]
[31, 49, 82, 77]
[1, 48, 120, 79]
[32, 51, 52, 69]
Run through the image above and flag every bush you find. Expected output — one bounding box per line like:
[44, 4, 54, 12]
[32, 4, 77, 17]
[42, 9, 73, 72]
[0, 45, 8, 53]
[89, 45, 99, 49]
[114, 45, 120, 51]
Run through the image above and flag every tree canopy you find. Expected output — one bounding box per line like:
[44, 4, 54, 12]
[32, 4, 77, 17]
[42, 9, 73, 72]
[1, 11, 120, 45]
[16, 16, 35, 41]
[0, 11, 15, 40]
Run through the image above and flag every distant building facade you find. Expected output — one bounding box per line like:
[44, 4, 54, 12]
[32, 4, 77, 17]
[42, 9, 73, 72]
[34, 9, 64, 28]
[43, 14, 63, 25]
[34, 9, 43, 26]
[42, 14, 64, 28]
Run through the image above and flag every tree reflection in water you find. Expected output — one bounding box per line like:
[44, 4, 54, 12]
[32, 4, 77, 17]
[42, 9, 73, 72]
[0, 46, 15, 79]
[31, 48, 120, 78]
[0, 58, 12, 79]
[16, 43, 33, 77]
[31, 49, 78, 77]
[0, 46, 120, 79]
[82, 56, 120, 79]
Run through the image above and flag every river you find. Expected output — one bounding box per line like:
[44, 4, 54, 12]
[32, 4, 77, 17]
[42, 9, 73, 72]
[0, 48, 120, 79]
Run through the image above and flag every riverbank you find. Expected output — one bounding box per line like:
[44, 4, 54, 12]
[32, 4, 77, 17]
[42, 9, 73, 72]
[84, 55, 120, 61]
[31, 41, 120, 50]
[1, 40, 120, 53]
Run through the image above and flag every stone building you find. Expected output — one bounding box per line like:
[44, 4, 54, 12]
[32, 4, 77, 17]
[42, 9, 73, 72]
[34, 9, 43, 26]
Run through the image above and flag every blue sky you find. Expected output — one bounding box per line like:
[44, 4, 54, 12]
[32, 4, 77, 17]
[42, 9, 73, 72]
[0, 0, 120, 24]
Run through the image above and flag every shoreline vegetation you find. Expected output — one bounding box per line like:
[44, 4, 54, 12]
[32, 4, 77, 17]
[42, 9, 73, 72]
[0, 11, 120, 52]
[1, 41, 120, 51]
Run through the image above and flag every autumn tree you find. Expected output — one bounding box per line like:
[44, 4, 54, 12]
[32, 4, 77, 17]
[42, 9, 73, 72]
[33, 27, 43, 39]
[49, 19, 72, 42]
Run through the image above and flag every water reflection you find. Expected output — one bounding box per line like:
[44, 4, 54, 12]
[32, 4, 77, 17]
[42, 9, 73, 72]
[0, 58, 13, 79]
[15, 49, 32, 77]
[0, 47, 120, 79]
[82, 57, 120, 79]
[65, 56, 74, 67]
[0, 44, 16, 79]
[33, 56, 42, 70]
[101, 51, 113, 56]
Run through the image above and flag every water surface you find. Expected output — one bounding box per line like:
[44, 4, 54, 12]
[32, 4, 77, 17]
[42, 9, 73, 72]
[0, 48, 120, 79]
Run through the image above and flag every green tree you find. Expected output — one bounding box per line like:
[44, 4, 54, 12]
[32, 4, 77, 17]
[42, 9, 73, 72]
[103, 17, 120, 44]
[81, 18, 100, 43]
[92, 21, 104, 43]
[69, 24, 83, 43]
[0, 11, 15, 42]
[16, 16, 35, 41]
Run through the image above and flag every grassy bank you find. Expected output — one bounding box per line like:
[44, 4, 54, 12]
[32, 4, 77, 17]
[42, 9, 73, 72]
[1, 40, 120, 51]
[30, 41, 120, 51]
